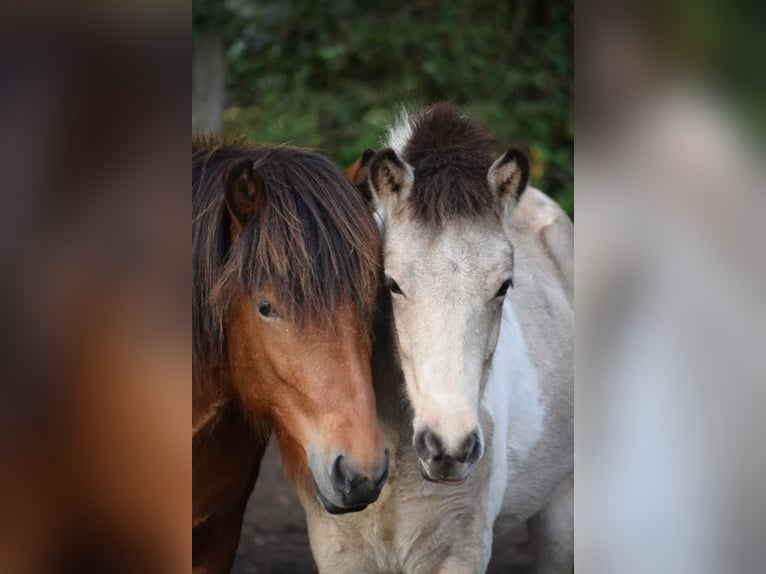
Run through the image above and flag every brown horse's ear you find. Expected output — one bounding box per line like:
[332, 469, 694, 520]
[225, 160, 264, 232]
[360, 147, 375, 166]
[368, 148, 413, 217]
[488, 147, 530, 212]
[344, 148, 377, 206]
[345, 148, 376, 187]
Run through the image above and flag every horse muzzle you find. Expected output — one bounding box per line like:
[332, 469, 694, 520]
[414, 427, 483, 485]
[311, 448, 390, 514]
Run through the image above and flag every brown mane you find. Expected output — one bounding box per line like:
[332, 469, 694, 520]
[397, 103, 497, 226]
[192, 135, 380, 386]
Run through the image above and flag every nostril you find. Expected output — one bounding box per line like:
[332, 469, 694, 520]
[331, 455, 353, 494]
[425, 431, 445, 461]
[460, 431, 482, 464]
[373, 448, 390, 489]
[415, 429, 446, 462]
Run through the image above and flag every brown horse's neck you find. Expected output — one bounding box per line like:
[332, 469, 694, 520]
[193, 365, 313, 496]
[192, 360, 243, 437]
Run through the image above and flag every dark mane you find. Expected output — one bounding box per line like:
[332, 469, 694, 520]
[397, 103, 497, 226]
[192, 135, 380, 382]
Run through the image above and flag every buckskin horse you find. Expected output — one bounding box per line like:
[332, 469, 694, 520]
[192, 137, 389, 573]
[305, 104, 574, 573]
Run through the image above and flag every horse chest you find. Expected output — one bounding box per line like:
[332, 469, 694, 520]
[308, 445, 492, 573]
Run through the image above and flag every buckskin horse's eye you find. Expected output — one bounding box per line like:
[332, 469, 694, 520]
[495, 279, 513, 299]
[256, 299, 278, 318]
[385, 276, 405, 297]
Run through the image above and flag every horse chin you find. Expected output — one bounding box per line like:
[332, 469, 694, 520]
[312, 478, 370, 515]
[418, 458, 470, 486]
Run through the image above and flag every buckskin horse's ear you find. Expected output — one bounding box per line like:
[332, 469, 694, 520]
[225, 160, 264, 232]
[488, 147, 530, 212]
[367, 148, 414, 217]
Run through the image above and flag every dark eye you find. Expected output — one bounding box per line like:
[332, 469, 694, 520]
[495, 279, 513, 299]
[256, 299, 278, 318]
[385, 276, 404, 296]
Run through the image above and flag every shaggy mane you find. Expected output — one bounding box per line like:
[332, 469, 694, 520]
[192, 135, 380, 384]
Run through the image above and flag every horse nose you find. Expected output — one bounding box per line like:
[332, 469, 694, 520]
[415, 428, 482, 465]
[330, 449, 389, 507]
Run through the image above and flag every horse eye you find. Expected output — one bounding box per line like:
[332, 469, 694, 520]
[385, 276, 404, 296]
[256, 300, 277, 318]
[495, 279, 513, 298]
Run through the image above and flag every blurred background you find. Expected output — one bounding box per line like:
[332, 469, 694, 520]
[0, 12, 189, 574]
[577, 1, 766, 573]
[192, 0, 573, 217]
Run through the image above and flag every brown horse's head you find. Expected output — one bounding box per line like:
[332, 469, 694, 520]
[193, 140, 387, 513]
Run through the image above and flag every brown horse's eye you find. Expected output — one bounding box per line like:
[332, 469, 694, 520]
[256, 300, 278, 318]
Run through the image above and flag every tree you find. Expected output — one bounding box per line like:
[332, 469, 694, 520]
[192, 0, 231, 132]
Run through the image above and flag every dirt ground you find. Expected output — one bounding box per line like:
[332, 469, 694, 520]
[232, 442, 534, 574]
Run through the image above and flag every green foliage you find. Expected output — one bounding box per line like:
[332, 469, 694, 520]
[197, 0, 573, 217]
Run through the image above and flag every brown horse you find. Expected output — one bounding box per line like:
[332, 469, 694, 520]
[192, 136, 389, 573]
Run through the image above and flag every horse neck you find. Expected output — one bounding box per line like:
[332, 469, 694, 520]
[192, 363, 237, 437]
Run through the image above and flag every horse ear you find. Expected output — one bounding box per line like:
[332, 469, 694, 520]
[488, 147, 530, 212]
[225, 160, 264, 231]
[344, 148, 377, 205]
[345, 148, 376, 187]
[367, 148, 413, 216]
